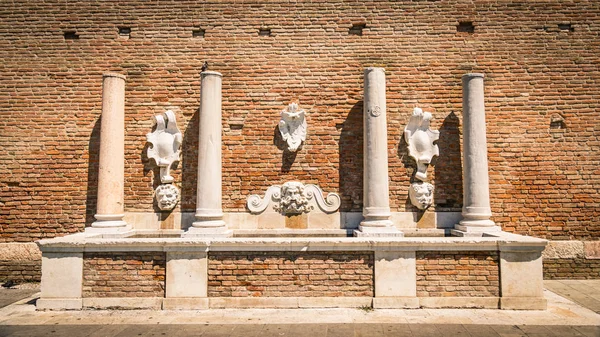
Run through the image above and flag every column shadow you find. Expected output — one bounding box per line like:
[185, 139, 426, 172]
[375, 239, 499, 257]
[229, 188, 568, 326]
[180, 108, 200, 215]
[338, 101, 364, 212]
[84, 118, 101, 228]
[434, 111, 463, 211]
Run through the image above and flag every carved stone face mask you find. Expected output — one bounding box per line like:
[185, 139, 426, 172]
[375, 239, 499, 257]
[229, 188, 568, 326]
[409, 182, 434, 210]
[155, 184, 179, 211]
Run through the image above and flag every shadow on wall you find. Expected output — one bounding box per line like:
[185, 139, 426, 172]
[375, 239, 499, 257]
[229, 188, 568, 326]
[434, 111, 463, 211]
[272, 125, 298, 173]
[141, 130, 168, 214]
[180, 108, 199, 212]
[398, 131, 419, 212]
[338, 101, 364, 212]
[85, 118, 101, 227]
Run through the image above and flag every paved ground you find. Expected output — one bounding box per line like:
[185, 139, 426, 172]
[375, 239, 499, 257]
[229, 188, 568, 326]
[545, 280, 600, 314]
[0, 281, 598, 336]
[0, 323, 598, 337]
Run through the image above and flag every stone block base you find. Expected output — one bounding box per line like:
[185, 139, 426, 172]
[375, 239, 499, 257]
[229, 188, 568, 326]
[209, 297, 373, 309]
[500, 297, 547, 310]
[82, 297, 163, 310]
[373, 297, 419, 309]
[419, 297, 500, 309]
[36, 298, 82, 311]
[162, 298, 209, 310]
[451, 225, 502, 237]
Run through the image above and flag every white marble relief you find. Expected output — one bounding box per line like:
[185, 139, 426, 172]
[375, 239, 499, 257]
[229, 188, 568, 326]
[247, 181, 341, 215]
[279, 103, 307, 152]
[409, 182, 434, 210]
[147, 110, 182, 184]
[155, 184, 180, 211]
[404, 107, 439, 182]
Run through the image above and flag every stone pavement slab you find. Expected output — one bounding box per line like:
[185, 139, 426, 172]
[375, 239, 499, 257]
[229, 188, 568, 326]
[0, 324, 598, 337]
[544, 280, 600, 313]
[0, 287, 39, 308]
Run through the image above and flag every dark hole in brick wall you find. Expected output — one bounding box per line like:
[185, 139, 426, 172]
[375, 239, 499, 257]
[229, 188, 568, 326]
[118, 27, 131, 38]
[193, 28, 206, 38]
[63, 31, 79, 40]
[558, 23, 574, 32]
[349, 23, 366, 36]
[457, 22, 475, 33]
[259, 28, 271, 36]
[550, 120, 566, 130]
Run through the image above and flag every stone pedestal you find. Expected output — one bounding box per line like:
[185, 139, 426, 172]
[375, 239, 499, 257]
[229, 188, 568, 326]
[163, 251, 209, 310]
[454, 73, 500, 236]
[89, 73, 129, 232]
[37, 252, 83, 310]
[373, 251, 419, 308]
[185, 71, 231, 237]
[355, 67, 402, 237]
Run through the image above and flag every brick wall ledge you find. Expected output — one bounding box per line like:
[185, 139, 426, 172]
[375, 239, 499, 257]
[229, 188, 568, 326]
[36, 231, 547, 253]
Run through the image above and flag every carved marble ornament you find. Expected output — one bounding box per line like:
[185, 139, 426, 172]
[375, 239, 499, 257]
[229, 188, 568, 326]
[247, 181, 341, 216]
[404, 107, 440, 181]
[279, 103, 307, 152]
[155, 184, 180, 211]
[409, 182, 434, 210]
[147, 110, 182, 184]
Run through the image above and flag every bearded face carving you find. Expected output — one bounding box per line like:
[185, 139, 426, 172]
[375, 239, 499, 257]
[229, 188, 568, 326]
[279, 103, 307, 152]
[274, 182, 312, 215]
[155, 184, 179, 211]
[409, 182, 434, 210]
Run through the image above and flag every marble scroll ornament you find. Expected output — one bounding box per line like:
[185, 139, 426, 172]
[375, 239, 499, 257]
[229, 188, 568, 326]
[405, 107, 439, 210]
[404, 107, 439, 181]
[147, 110, 182, 211]
[247, 181, 341, 215]
[279, 103, 307, 152]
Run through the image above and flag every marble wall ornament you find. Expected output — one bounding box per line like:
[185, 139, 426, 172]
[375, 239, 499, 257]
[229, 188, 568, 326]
[274, 182, 312, 215]
[247, 181, 341, 215]
[404, 107, 440, 181]
[409, 182, 434, 210]
[279, 102, 307, 152]
[155, 184, 180, 211]
[147, 110, 182, 184]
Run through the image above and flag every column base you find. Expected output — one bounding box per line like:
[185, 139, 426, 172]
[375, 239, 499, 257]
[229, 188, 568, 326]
[85, 224, 132, 235]
[354, 225, 404, 237]
[183, 226, 232, 238]
[91, 214, 128, 229]
[452, 224, 502, 237]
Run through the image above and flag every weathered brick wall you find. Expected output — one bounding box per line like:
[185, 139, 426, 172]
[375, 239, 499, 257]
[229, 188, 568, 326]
[0, 261, 41, 283]
[1, 1, 599, 242]
[82, 252, 165, 298]
[416, 251, 500, 297]
[208, 251, 373, 297]
[544, 258, 600, 279]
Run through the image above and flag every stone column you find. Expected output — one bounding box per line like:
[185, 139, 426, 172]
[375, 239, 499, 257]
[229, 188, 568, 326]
[185, 71, 231, 237]
[355, 67, 402, 237]
[454, 73, 500, 235]
[90, 73, 128, 231]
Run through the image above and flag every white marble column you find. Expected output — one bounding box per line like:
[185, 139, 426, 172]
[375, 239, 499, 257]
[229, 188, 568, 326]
[185, 71, 231, 237]
[355, 67, 402, 237]
[454, 73, 500, 235]
[90, 73, 128, 231]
